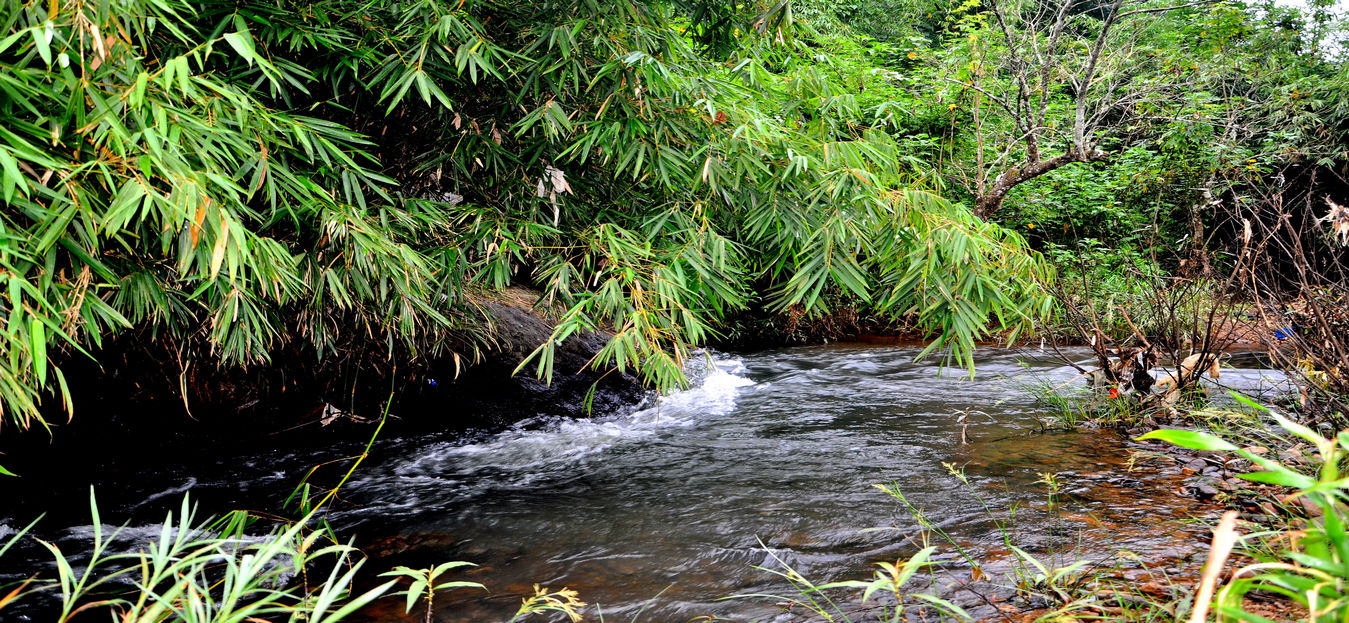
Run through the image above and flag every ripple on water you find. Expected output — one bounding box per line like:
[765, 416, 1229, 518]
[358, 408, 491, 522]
[340, 345, 1240, 623]
[0, 345, 1259, 623]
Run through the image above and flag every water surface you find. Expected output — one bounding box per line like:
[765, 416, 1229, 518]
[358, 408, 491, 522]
[0, 345, 1287, 621]
[338, 345, 1280, 621]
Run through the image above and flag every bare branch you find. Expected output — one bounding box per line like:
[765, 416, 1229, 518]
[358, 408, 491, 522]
[1117, 0, 1218, 20]
[938, 77, 1016, 115]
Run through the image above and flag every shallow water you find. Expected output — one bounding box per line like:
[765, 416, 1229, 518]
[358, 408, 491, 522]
[0, 345, 1290, 621]
[338, 345, 1282, 621]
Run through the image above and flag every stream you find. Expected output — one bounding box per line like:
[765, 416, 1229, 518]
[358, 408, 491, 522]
[0, 345, 1291, 622]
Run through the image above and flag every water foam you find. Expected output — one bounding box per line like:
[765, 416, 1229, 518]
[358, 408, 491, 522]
[353, 354, 755, 505]
[415, 354, 750, 471]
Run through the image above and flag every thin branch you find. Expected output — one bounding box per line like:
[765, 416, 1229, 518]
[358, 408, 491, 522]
[1117, 0, 1218, 20]
[938, 77, 1015, 116]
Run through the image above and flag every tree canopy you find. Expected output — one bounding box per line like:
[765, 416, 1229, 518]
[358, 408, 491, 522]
[0, 0, 1344, 433]
[0, 0, 1062, 432]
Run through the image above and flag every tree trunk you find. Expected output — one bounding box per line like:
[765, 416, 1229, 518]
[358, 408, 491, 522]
[972, 148, 1106, 219]
[974, 181, 1013, 219]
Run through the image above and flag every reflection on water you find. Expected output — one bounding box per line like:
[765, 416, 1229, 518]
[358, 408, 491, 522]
[0, 345, 1287, 622]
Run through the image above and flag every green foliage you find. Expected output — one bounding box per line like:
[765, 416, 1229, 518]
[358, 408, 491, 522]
[826, 0, 1346, 279]
[0, 0, 478, 433]
[1002, 147, 1195, 255]
[1042, 241, 1195, 344]
[1019, 372, 1141, 430]
[381, 562, 485, 623]
[0, 491, 394, 622]
[732, 541, 970, 622]
[800, 0, 957, 44]
[1139, 398, 1349, 623]
[0, 0, 1053, 433]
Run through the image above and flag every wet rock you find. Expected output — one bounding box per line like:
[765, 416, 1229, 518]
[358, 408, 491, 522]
[400, 289, 651, 427]
[1178, 475, 1225, 499]
[1240, 512, 1277, 526]
[1194, 481, 1222, 497]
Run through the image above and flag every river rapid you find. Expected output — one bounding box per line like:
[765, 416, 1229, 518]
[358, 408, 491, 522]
[0, 344, 1290, 622]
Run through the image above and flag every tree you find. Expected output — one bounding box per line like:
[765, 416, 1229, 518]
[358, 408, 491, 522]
[936, 0, 1213, 218]
[0, 0, 1051, 434]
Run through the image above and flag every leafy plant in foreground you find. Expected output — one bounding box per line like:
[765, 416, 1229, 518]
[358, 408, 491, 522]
[1139, 396, 1349, 623]
[382, 561, 486, 623]
[732, 539, 969, 623]
[511, 585, 588, 623]
[0, 491, 394, 623]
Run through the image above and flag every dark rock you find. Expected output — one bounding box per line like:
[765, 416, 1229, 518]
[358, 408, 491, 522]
[399, 293, 651, 428]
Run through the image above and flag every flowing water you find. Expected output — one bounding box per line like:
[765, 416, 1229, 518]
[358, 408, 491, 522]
[0, 345, 1291, 621]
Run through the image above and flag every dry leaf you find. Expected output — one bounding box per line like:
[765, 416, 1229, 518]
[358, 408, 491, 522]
[1320, 197, 1349, 246]
[1188, 511, 1239, 623]
[546, 166, 570, 194]
[190, 202, 207, 247]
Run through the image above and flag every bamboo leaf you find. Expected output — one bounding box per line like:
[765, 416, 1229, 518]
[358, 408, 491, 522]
[30, 318, 46, 387]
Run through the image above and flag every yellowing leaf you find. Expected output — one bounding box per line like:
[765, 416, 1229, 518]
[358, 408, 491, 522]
[210, 216, 230, 278]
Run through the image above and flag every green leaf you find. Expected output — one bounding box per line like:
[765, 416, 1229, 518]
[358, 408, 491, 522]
[908, 593, 970, 619]
[316, 580, 399, 623]
[1135, 429, 1238, 451]
[404, 578, 426, 613]
[1237, 470, 1316, 489]
[1269, 411, 1326, 448]
[223, 32, 255, 66]
[31, 24, 52, 66]
[0, 149, 25, 204]
[30, 318, 46, 386]
[431, 561, 476, 576]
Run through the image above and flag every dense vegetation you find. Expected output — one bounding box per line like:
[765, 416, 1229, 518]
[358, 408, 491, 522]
[1, 0, 1348, 621]
[0, 0, 1072, 435]
[1, 0, 1344, 434]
